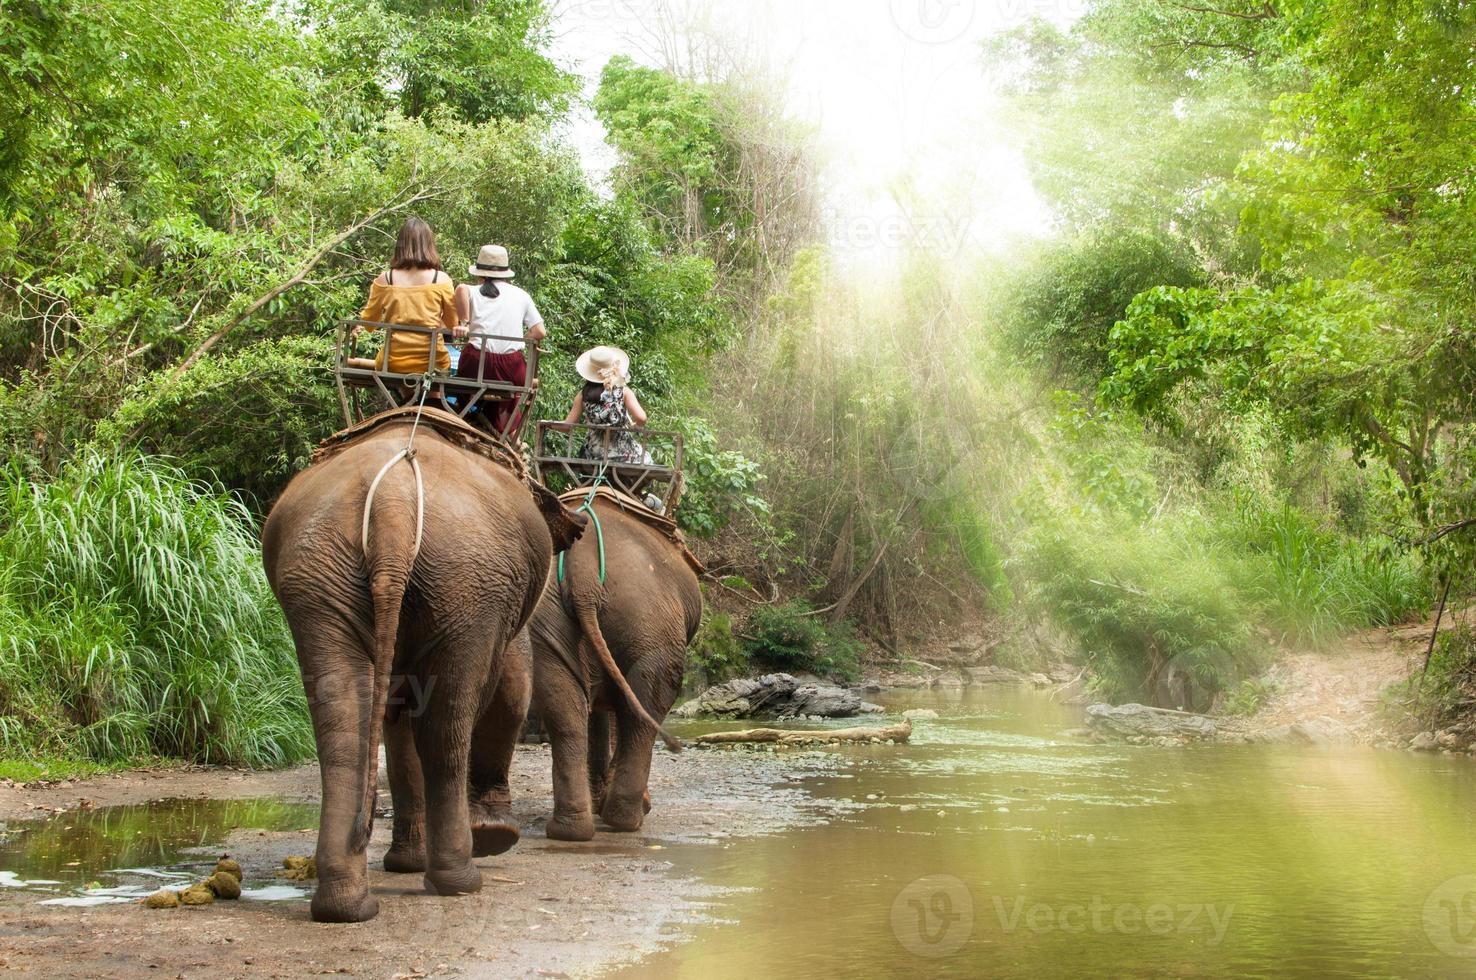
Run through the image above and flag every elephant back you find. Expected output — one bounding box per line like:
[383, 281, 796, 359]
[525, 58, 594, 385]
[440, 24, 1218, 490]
[556, 486, 705, 577]
[311, 406, 585, 553]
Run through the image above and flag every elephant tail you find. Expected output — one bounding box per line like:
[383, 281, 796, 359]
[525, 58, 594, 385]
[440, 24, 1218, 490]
[356, 516, 415, 852]
[573, 600, 683, 753]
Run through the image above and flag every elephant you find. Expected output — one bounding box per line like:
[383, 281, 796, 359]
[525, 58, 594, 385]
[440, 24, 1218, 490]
[527, 490, 702, 841]
[262, 408, 582, 923]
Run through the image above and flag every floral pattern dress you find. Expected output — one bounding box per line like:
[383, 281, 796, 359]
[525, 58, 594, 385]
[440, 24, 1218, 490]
[579, 385, 649, 464]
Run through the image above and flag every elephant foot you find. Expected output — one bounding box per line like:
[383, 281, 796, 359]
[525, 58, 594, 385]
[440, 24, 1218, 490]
[310, 883, 380, 923]
[382, 841, 426, 874]
[468, 799, 519, 856]
[600, 795, 645, 833]
[545, 810, 595, 842]
[423, 862, 482, 896]
[644, 789, 652, 814]
[471, 820, 520, 857]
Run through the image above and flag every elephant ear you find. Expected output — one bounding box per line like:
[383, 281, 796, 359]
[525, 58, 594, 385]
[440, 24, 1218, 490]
[530, 481, 587, 553]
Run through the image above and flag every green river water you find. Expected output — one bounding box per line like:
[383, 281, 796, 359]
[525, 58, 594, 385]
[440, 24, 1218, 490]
[622, 686, 1476, 979]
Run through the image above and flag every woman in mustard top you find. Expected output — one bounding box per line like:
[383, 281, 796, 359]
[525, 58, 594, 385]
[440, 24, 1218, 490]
[354, 217, 461, 374]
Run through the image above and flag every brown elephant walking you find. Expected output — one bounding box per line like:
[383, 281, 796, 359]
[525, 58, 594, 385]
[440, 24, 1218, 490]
[528, 489, 702, 841]
[263, 408, 581, 923]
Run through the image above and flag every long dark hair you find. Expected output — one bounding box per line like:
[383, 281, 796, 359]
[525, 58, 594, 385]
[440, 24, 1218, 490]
[391, 216, 441, 270]
[582, 380, 608, 405]
[478, 277, 501, 299]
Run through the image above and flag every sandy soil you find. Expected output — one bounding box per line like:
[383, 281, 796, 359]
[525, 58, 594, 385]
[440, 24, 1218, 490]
[1224, 613, 1465, 743]
[0, 744, 846, 979]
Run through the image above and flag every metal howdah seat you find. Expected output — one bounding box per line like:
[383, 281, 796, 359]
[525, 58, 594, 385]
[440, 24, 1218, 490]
[532, 420, 684, 513]
[335, 319, 540, 439]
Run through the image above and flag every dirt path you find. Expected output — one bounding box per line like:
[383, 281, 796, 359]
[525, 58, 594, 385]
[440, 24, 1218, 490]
[1226, 617, 1450, 744]
[0, 744, 845, 979]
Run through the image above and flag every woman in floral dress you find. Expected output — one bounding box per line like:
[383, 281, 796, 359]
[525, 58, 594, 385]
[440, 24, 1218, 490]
[558, 345, 651, 465]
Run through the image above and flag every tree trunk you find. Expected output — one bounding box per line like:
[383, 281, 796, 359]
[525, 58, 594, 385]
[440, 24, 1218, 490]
[690, 720, 912, 746]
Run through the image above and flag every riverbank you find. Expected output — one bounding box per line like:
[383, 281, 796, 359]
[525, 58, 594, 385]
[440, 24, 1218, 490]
[1058, 614, 1476, 753]
[0, 744, 848, 978]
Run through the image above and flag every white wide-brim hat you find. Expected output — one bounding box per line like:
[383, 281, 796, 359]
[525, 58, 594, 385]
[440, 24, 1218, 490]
[575, 345, 631, 386]
[469, 243, 515, 279]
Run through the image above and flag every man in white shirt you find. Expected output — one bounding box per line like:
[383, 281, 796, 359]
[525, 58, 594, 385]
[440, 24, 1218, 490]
[455, 244, 547, 436]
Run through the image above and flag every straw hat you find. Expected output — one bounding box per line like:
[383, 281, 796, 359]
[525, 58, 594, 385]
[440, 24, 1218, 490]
[575, 345, 631, 387]
[468, 244, 515, 280]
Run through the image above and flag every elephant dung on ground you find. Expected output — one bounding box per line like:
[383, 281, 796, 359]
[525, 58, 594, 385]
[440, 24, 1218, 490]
[262, 408, 582, 923]
[528, 490, 702, 840]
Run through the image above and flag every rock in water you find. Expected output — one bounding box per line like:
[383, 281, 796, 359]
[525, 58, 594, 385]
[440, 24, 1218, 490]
[1252, 717, 1353, 745]
[673, 674, 876, 720]
[179, 883, 215, 906]
[672, 674, 798, 718]
[903, 708, 940, 720]
[1085, 703, 1217, 742]
[207, 872, 242, 900]
[142, 889, 180, 909]
[1409, 731, 1439, 752]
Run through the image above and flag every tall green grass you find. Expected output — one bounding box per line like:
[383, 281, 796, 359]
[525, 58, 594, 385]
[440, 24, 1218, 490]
[0, 452, 312, 767]
[1217, 504, 1429, 647]
[1014, 500, 1430, 710]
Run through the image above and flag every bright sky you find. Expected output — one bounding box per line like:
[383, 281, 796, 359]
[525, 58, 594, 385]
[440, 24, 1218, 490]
[547, 0, 1082, 267]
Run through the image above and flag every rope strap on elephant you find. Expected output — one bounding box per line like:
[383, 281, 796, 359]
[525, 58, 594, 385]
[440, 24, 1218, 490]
[557, 475, 607, 585]
[360, 374, 431, 560]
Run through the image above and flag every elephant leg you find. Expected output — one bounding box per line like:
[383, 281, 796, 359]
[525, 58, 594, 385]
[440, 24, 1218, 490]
[303, 654, 381, 923]
[382, 706, 426, 873]
[601, 657, 677, 833]
[467, 642, 530, 857]
[538, 660, 595, 842]
[601, 714, 656, 833]
[587, 708, 613, 813]
[412, 664, 484, 897]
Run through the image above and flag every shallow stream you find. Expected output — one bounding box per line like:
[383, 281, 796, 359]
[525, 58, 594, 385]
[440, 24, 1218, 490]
[1, 688, 1472, 976]
[626, 686, 1476, 978]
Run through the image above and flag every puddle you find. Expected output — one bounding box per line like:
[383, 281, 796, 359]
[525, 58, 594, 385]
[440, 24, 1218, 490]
[0, 797, 319, 905]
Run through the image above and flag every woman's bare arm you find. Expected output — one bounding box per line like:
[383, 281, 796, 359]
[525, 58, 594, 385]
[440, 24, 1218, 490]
[550, 392, 583, 431]
[454, 284, 472, 335]
[623, 388, 648, 427]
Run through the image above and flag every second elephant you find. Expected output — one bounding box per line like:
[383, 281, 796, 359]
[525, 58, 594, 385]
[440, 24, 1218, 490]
[529, 491, 701, 840]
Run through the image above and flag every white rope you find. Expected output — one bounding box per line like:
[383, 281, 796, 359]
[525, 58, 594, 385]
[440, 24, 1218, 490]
[362, 448, 425, 560]
[361, 372, 433, 562]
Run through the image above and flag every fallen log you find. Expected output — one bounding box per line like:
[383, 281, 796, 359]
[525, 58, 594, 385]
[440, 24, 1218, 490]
[690, 719, 912, 747]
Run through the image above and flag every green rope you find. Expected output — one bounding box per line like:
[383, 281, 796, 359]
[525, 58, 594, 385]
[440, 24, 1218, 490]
[557, 453, 611, 586]
[558, 499, 606, 585]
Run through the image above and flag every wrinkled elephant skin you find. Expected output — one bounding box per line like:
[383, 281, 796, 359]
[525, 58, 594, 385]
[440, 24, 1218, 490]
[263, 419, 574, 922]
[528, 499, 701, 841]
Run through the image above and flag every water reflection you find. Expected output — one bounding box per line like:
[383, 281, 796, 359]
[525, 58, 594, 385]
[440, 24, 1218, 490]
[0, 797, 319, 896]
[625, 686, 1476, 978]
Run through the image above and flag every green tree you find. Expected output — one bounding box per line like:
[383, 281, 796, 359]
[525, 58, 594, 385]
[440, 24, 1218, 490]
[1101, 0, 1476, 539]
[298, 0, 576, 126]
[594, 55, 818, 298]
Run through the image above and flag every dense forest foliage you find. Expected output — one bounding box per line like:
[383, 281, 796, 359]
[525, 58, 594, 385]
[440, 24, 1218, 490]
[1, 0, 1472, 765]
